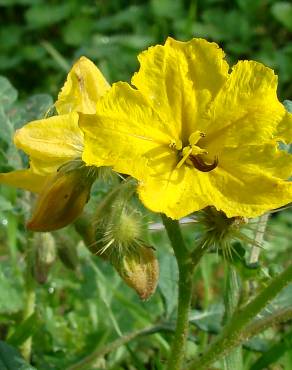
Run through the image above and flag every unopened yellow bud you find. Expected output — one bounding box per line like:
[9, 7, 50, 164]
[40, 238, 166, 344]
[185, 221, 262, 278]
[27, 164, 97, 232]
[113, 245, 159, 300]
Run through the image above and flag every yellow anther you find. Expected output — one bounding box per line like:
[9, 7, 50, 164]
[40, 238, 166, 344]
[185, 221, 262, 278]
[169, 139, 182, 150]
[189, 131, 205, 146]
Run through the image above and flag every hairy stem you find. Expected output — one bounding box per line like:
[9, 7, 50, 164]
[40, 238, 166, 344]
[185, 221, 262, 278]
[222, 266, 242, 370]
[162, 215, 193, 370]
[20, 232, 36, 362]
[187, 263, 292, 370]
[242, 307, 292, 340]
[162, 215, 206, 370]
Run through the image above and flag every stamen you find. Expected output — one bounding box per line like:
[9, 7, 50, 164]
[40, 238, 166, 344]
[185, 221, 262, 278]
[190, 155, 218, 172]
[176, 147, 193, 169]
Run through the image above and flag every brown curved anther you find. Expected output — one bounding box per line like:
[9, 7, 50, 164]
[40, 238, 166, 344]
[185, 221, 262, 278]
[189, 155, 218, 172]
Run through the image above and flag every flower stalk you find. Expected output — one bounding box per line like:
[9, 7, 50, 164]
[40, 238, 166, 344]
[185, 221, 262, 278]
[222, 265, 242, 370]
[162, 215, 207, 370]
[20, 232, 36, 362]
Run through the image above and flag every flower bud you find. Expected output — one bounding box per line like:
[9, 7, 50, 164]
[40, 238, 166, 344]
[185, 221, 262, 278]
[195, 207, 251, 261]
[87, 179, 138, 256]
[112, 245, 159, 300]
[55, 234, 79, 270]
[34, 232, 56, 283]
[27, 163, 97, 232]
[91, 180, 159, 298]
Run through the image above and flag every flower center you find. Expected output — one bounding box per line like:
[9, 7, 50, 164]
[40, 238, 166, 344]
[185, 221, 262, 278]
[174, 131, 218, 172]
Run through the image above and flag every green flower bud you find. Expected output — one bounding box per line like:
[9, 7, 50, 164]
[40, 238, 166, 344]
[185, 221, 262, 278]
[27, 161, 97, 232]
[90, 179, 159, 298]
[34, 232, 56, 284]
[195, 207, 251, 261]
[112, 244, 159, 300]
[56, 236, 79, 270]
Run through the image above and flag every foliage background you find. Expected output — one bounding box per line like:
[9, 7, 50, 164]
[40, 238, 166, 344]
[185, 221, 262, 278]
[0, 0, 291, 369]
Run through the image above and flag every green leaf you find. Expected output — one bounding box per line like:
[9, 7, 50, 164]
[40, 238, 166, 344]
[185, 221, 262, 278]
[94, 5, 147, 32]
[250, 329, 292, 370]
[0, 262, 24, 314]
[0, 341, 36, 370]
[190, 303, 224, 334]
[23, 94, 53, 122]
[158, 253, 178, 317]
[267, 284, 292, 312]
[7, 313, 39, 347]
[0, 0, 41, 5]
[151, 0, 184, 19]
[25, 3, 73, 28]
[0, 108, 13, 144]
[244, 337, 271, 353]
[0, 196, 13, 211]
[271, 2, 292, 31]
[0, 76, 18, 109]
[62, 17, 93, 47]
[283, 100, 292, 113]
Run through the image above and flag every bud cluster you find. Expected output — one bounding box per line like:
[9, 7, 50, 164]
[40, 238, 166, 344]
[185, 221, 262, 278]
[92, 179, 159, 300]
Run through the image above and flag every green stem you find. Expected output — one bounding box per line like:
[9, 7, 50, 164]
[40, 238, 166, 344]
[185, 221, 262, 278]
[242, 307, 292, 340]
[20, 233, 36, 362]
[186, 263, 292, 370]
[162, 215, 206, 370]
[66, 325, 159, 370]
[222, 266, 242, 370]
[41, 41, 70, 72]
[199, 257, 212, 351]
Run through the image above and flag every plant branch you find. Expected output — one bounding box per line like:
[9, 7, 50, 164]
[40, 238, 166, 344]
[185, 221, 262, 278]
[222, 266, 242, 370]
[242, 307, 292, 340]
[66, 324, 164, 370]
[161, 214, 207, 370]
[65, 303, 292, 370]
[186, 263, 292, 370]
[20, 232, 36, 362]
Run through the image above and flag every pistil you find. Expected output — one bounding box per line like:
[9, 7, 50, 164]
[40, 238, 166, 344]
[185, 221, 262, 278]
[175, 131, 218, 172]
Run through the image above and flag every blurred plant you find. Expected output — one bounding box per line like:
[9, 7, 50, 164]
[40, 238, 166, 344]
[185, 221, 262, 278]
[0, 0, 292, 99]
[0, 3, 292, 369]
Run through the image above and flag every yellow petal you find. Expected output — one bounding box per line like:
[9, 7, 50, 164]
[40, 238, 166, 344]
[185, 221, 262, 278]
[219, 143, 292, 180]
[14, 112, 83, 173]
[80, 82, 174, 180]
[203, 61, 285, 153]
[138, 160, 292, 219]
[132, 37, 229, 141]
[0, 170, 48, 193]
[277, 111, 292, 144]
[55, 56, 110, 115]
[207, 167, 292, 218]
[138, 167, 210, 219]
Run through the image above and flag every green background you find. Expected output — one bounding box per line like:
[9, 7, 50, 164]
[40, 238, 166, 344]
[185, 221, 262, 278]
[0, 1, 292, 369]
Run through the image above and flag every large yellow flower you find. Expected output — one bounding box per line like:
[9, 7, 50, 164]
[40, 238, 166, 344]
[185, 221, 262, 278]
[0, 56, 110, 193]
[80, 37, 292, 219]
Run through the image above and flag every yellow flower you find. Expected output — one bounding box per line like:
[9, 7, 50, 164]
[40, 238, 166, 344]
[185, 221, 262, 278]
[0, 56, 110, 193]
[80, 37, 292, 219]
[0, 57, 110, 230]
